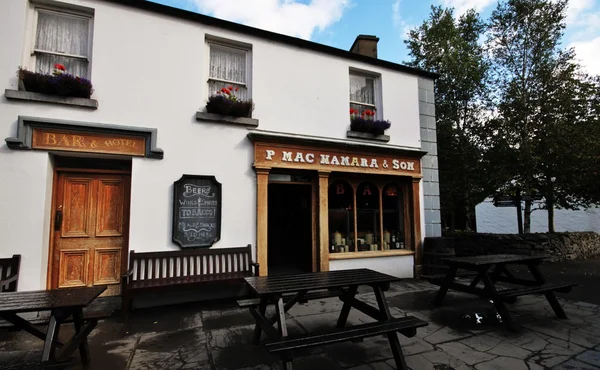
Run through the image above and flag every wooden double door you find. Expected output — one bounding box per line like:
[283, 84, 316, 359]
[50, 171, 131, 296]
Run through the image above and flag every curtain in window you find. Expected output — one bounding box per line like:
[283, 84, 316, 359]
[349, 75, 375, 105]
[35, 10, 89, 78]
[209, 45, 248, 100]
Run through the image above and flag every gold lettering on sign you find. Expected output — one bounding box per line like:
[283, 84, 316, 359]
[254, 143, 423, 177]
[32, 129, 146, 156]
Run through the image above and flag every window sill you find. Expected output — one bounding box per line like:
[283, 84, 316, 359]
[196, 112, 259, 128]
[346, 130, 390, 143]
[5, 89, 98, 109]
[329, 249, 414, 260]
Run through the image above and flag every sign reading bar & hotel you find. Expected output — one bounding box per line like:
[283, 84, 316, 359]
[254, 143, 422, 176]
[32, 128, 146, 156]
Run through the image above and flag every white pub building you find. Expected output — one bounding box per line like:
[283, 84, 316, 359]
[0, 0, 441, 296]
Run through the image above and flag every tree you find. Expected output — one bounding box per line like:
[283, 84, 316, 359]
[487, 0, 600, 232]
[405, 6, 502, 231]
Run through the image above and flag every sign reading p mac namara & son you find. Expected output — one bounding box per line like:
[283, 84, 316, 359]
[253, 143, 422, 176]
[172, 175, 222, 248]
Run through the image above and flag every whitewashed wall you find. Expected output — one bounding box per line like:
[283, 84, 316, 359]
[0, 0, 424, 290]
[476, 200, 600, 234]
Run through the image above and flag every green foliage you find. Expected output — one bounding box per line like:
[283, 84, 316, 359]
[405, 6, 502, 231]
[486, 0, 600, 231]
[406, 0, 600, 233]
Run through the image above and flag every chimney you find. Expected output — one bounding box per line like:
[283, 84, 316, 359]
[350, 35, 379, 58]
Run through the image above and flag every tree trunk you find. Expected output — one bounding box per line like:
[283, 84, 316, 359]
[516, 188, 523, 234]
[524, 200, 532, 233]
[547, 185, 555, 233]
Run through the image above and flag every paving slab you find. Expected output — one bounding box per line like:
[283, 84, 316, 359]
[576, 350, 600, 367]
[460, 334, 503, 352]
[2, 278, 600, 370]
[474, 357, 528, 370]
[424, 326, 474, 344]
[437, 342, 497, 366]
[487, 341, 531, 359]
[552, 359, 600, 370]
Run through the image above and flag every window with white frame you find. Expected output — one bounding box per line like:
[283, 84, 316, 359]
[208, 43, 250, 101]
[349, 72, 379, 117]
[31, 6, 93, 78]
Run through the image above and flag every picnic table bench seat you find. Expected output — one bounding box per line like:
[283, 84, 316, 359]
[122, 245, 258, 315]
[265, 316, 428, 354]
[496, 282, 576, 299]
[0, 254, 21, 292]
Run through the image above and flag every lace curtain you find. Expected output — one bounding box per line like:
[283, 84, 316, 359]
[349, 75, 375, 105]
[208, 45, 249, 101]
[35, 10, 90, 78]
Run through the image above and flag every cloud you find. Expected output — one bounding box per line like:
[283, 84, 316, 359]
[562, 0, 600, 76]
[570, 36, 600, 76]
[392, 0, 413, 39]
[440, 0, 494, 14]
[565, 0, 594, 26]
[186, 0, 350, 40]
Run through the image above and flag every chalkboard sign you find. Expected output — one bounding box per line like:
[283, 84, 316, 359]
[172, 175, 222, 248]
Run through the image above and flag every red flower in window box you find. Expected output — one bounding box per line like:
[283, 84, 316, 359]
[54, 63, 66, 71]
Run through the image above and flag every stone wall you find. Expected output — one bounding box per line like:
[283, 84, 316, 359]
[442, 232, 600, 262]
[418, 77, 442, 238]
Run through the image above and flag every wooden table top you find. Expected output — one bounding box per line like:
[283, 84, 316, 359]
[244, 269, 400, 296]
[442, 254, 547, 267]
[0, 286, 106, 313]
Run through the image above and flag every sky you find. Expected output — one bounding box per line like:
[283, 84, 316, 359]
[150, 0, 600, 76]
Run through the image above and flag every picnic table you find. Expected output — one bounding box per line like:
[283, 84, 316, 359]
[0, 286, 106, 366]
[239, 269, 427, 370]
[428, 254, 575, 331]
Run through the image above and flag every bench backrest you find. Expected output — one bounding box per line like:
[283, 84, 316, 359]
[0, 254, 21, 292]
[128, 245, 253, 282]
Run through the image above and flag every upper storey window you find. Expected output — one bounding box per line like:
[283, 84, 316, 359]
[31, 6, 93, 78]
[349, 71, 381, 118]
[208, 43, 251, 101]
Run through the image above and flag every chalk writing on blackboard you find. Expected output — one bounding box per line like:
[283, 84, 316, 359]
[172, 175, 222, 248]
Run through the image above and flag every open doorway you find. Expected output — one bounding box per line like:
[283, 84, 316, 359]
[268, 183, 313, 276]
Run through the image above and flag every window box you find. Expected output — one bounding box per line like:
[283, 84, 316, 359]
[196, 111, 258, 128]
[205, 93, 254, 118]
[349, 116, 391, 136]
[346, 130, 390, 143]
[17, 67, 94, 99]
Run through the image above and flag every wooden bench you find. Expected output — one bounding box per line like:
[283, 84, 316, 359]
[122, 245, 258, 315]
[265, 316, 428, 368]
[497, 282, 576, 300]
[0, 254, 21, 292]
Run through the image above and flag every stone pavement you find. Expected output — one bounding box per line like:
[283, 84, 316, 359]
[1, 279, 600, 370]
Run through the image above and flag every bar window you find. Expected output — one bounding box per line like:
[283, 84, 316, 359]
[328, 181, 353, 253]
[329, 178, 407, 254]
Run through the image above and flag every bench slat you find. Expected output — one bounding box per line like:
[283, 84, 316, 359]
[129, 271, 252, 290]
[497, 282, 576, 299]
[265, 316, 427, 353]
